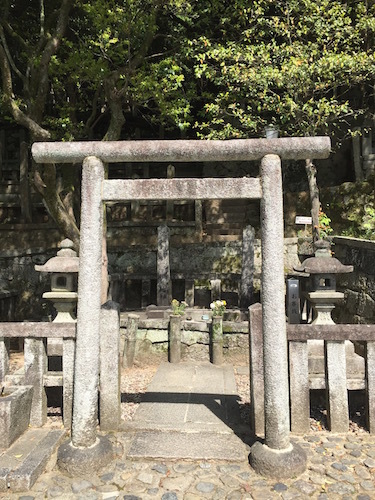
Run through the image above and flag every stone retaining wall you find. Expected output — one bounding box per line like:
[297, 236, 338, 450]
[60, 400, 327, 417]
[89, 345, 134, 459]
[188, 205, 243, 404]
[120, 317, 249, 365]
[333, 236, 375, 324]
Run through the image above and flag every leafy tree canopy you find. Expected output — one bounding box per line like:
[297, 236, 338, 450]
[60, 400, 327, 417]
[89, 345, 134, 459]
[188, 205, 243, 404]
[0, 0, 374, 246]
[184, 0, 375, 139]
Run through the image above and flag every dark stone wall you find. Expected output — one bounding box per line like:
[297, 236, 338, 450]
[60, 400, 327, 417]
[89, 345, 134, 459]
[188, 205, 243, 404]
[334, 237, 375, 324]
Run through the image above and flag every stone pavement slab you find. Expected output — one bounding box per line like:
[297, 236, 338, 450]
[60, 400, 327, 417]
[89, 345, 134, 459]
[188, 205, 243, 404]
[127, 430, 249, 461]
[0, 428, 65, 493]
[127, 362, 250, 461]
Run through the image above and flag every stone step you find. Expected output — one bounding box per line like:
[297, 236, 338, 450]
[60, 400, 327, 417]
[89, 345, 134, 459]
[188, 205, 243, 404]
[0, 428, 65, 493]
[127, 430, 249, 461]
[126, 362, 250, 462]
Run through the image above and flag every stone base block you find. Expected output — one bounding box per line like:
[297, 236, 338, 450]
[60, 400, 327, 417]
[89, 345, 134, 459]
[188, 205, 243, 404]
[0, 385, 33, 450]
[57, 435, 114, 477]
[250, 441, 307, 479]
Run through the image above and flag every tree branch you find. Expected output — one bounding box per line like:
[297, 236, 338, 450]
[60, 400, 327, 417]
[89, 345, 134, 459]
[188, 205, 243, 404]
[0, 43, 50, 140]
[0, 24, 24, 82]
[32, 0, 74, 120]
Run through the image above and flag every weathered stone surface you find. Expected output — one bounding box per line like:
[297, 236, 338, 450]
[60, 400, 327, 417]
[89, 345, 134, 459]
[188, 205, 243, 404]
[99, 301, 121, 432]
[250, 441, 307, 480]
[259, 154, 294, 462]
[196, 481, 215, 493]
[57, 436, 114, 477]
[157, 225, 171, 307]
[71, 479, 94, 493]
[71, 156, 104, 448]
[162, 475, 193, 491]
[7, 430, 64, 492]
[152, 464, 168, 474]
[273, 483, 288, 492]
[0, 385, 33, 449]
[34, 137, 331, 165]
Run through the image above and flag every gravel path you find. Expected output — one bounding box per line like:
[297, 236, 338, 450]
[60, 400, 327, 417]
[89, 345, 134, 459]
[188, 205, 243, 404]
[3, 362, 375, 499]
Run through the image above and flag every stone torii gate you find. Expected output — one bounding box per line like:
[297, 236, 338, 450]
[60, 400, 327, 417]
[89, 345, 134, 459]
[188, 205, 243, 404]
[32, 137, 331, 478]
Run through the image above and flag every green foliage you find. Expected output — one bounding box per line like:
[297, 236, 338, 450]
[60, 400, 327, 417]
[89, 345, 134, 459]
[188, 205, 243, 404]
[318, 208, 333, 239]
[341, 204, 375, 240]
[323, 181, 375, 240]
[2, 0, 375, 143]
[185, 0, 375, 139]
[171, 299, 187, 315]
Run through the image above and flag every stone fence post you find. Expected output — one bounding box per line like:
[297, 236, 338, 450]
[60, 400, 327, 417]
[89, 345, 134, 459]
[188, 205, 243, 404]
[24, 338, 47, 427]
[0, 337, 10, 382]
[211, 316, 224, 365]
[123, 313, 139, 368]
[157, 224, 171, 306]
[169, 314, 182, 363]
[100, 301, 121, 432]
[240, 225, 255, 309]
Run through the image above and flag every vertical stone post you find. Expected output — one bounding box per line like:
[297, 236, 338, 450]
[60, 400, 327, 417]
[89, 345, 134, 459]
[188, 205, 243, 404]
[123, 313, 139, 368]
[195, 200, 203, 238]
[157, 224, 171, 306]
[325, 340, 349, 432]
[166, 164, 175, 220]
[366, 341, 375, 433]
[169, 314, 182, 363]
[210, 279, 221, 303]
[289, 340, 310, 434]
[57, 156, 113, 476]
[211, 316, 224, 365]
[0, 337, 10, 382]
[185, 279, 195, 307]
[240, 225, 255, 309]
[248, 303, 264, 436]
[100, 301, 121, 431]
[250, 154, 306, 479]
[24, 338, 47, 426]
[63, 337, 75, 429]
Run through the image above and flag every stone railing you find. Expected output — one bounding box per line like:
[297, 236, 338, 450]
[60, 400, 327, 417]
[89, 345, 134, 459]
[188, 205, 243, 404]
[249, 303, 375, 435]
[0, 301, 120, 431]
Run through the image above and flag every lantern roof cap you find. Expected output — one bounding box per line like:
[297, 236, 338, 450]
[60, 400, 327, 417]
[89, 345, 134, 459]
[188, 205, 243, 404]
[35, 239, 79, 273]
[294, 257, 353, 274]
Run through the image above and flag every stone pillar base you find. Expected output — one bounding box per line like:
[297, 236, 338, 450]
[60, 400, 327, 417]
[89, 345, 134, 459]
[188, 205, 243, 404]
[57, 435, 113, 477]
[250, 441, 306, 479]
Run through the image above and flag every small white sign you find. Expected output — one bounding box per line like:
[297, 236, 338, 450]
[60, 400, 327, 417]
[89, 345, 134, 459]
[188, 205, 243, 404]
[295, 216, 312, 225]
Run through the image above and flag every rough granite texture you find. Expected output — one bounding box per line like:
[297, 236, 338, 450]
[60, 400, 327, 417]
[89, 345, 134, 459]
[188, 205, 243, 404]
[71, 156, 104, 448]
[250, 441, 307, 480]
[32, 137, 331, 164]
[260, 154, 291, 452]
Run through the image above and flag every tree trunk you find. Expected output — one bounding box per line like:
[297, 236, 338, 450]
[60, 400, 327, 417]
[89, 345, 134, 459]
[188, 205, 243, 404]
[100, 82, 126, 303]
[305, 158, 320, 243]
[33, 161, 80, 250]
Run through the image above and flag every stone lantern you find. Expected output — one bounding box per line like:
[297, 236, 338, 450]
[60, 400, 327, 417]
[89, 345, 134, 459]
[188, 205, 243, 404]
[35, 239, 79, 323]
[294, 239, 353, 325]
